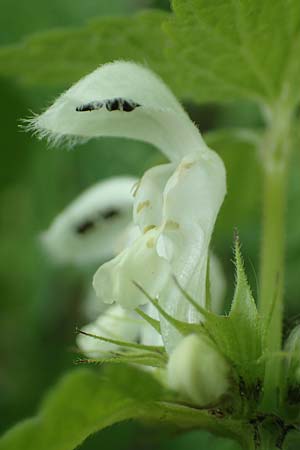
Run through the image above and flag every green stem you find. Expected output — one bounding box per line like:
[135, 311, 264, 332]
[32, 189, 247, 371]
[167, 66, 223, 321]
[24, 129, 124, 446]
[258, 427, 283, 450]
[260, 162, 287, 409]
[259, 101, 291, 411]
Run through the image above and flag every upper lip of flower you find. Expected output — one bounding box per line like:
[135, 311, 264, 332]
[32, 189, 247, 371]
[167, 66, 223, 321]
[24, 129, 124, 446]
[30, 60, 227, 352]
[28, 60, 208, 162]
[41, 176, 136, 265]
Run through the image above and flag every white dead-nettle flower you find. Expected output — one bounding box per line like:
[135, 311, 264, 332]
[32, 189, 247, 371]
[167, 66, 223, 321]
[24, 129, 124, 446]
[41, 174, 225, 354]
[41, 176, 136, 265]
[76, 304, 141, 358]
[78, 301, 164, 356]
[31, 61, 226, 354]
[167, 334, 230, 406]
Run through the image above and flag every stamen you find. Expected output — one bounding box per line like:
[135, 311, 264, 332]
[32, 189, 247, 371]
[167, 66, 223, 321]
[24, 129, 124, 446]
[76, 98, 140, 113]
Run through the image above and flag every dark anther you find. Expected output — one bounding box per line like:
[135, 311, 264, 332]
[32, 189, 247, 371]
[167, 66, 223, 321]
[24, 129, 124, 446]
[102, 208, 120, 220]
[76, 103, 94, 112]
[122, 100, 135, 112]
[75, 220, 95, 234]
[106, 99, 119, 111]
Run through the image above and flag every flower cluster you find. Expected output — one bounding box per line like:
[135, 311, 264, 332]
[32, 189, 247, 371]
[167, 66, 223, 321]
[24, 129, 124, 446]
[35, 61, 229, 406]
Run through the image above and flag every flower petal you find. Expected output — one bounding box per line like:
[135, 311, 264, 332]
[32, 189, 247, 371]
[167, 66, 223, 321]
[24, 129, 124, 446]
[41, 177, 135, 265]
[133, 163, 175, 233]
[93, 228, 171, 309]
[157, 152, 226, 351]
[30, 61, 206, 162]
[77, 304, 141, 358]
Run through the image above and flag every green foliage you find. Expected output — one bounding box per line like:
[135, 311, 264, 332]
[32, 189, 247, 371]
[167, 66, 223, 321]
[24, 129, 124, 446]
[1, 1, 300, 109]
[0, 11, 171, 87]
[229, 237, 263, 375]
[202, 239, 263, 387]
[0, 363, 254, 450]
[1, 1, 300, 448]
[0, 0, 135, 45]
[0, 365, 164, 450]
[166, 0, 300, 106]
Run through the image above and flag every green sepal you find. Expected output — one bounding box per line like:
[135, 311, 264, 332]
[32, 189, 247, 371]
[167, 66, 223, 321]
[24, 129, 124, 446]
[198, 236, 264, 393]
[77, 327, 165, 354]
[135, 306, 161, 333]
[133, 281, 198, 336]
[76, 349, 167, 369]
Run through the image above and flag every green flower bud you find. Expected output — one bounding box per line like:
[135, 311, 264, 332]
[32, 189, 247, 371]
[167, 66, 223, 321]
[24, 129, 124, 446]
[167, 334, 229, 406]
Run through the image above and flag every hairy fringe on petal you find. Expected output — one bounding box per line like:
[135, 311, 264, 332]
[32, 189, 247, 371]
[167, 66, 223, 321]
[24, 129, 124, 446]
[21, 114, 88, 149]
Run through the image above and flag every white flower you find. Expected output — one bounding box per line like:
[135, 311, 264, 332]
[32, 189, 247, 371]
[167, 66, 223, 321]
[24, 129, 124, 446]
[167, 334, 229, 406]
[30, 61, 206, 162]
[41, 173, 226, 354]
[76, 304, 141, 358]
[41, 176, 136, 265]
[94, 151, 225, 351]
[31, 61, 226, 353]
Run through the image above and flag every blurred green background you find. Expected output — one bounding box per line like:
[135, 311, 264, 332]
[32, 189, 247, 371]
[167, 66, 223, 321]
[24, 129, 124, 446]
[1, 1, 300, 449]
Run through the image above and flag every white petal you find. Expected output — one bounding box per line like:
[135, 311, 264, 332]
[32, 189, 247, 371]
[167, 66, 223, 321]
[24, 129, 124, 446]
[114, 223, 140, 254]
[93, 152, 226, 344]
[133, 163, 175, 233]
[30, 61, 206, 162]
[93, 228, 171, 309]
[76, 304, 141, 358]
[157, 152, 226, 352]
[41, 176, 136, 265]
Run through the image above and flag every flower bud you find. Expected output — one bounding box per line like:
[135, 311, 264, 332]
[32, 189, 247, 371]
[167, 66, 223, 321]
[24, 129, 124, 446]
[167, 334, 229, 406]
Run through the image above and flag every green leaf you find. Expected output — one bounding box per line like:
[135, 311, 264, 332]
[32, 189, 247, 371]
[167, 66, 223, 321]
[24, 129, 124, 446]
[0, 364, 254, 449]
[2, 2, 300, 110]
[0, 10, 172, 87]
[155, 402, 252, 449]
[0, 365, 164, 450]
[165, 0, 300, 106]
[202, 239, 263, 387]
